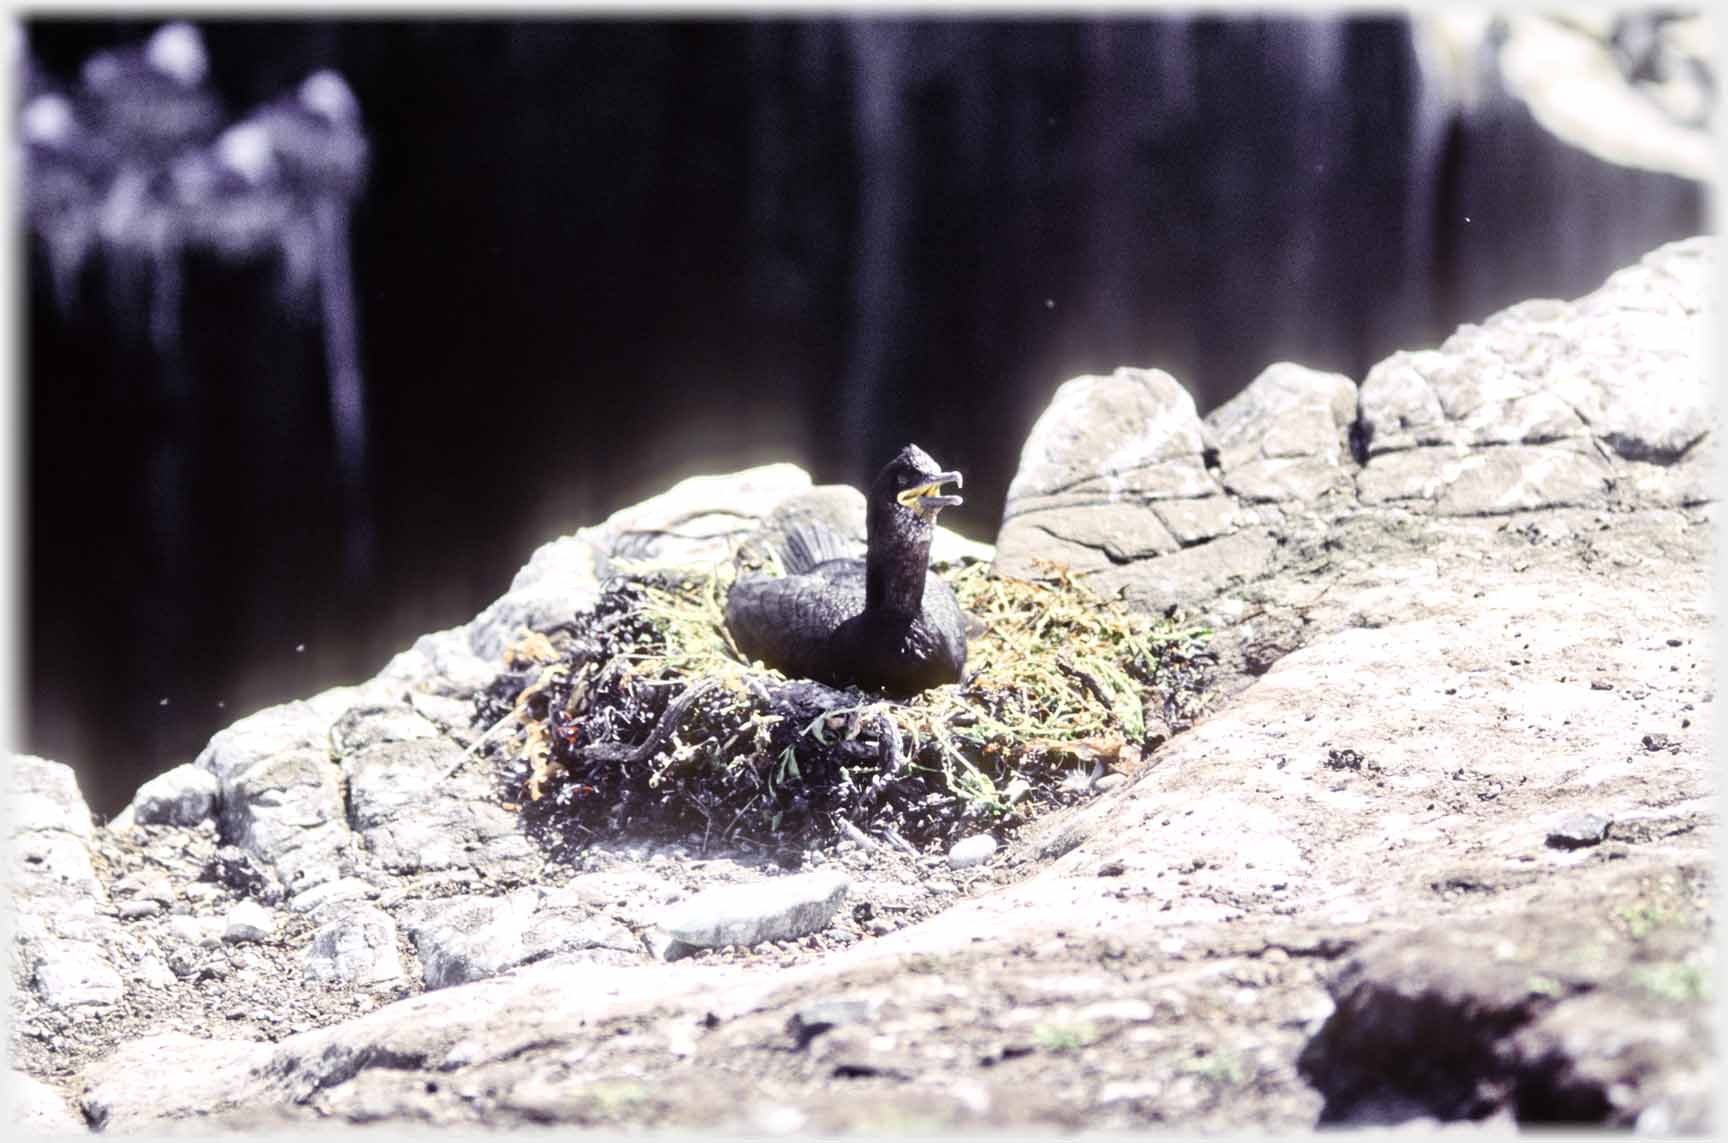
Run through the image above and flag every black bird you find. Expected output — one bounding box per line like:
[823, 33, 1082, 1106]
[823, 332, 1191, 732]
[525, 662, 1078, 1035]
[726, 445, 968, 697]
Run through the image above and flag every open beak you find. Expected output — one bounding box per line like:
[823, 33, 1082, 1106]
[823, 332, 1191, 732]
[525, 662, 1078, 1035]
[896, 470, 964, 518]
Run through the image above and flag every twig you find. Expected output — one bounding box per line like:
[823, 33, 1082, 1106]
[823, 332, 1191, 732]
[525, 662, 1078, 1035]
[838, 818, 886, 853]
[882, 825, 920, 857]
[442, 708, 523, 781]
[581, 678, 720, 765]
[874, 711, 905, 773]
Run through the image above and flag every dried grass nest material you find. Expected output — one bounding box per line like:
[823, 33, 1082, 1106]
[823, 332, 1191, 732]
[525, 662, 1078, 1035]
[475, 558, 1213, 858]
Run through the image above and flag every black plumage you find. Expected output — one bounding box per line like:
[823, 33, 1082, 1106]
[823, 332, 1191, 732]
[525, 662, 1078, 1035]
[726, 444, 968, 697]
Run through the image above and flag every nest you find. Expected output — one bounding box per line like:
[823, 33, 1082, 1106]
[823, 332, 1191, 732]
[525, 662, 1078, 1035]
[474, 557, 1212, 860]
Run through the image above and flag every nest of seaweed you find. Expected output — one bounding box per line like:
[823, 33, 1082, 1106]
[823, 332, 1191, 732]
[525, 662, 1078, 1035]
[473, 558, 1213, 860]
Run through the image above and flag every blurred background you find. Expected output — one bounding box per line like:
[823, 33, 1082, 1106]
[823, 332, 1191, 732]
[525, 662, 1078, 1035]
[15, 13, 1714, 814]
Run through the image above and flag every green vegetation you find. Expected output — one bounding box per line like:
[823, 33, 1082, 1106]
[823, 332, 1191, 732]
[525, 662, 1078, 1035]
[1630, 962, 1710, 1004]
[1033, 1022, 1101, 1053]
[481, 556, 1211, 855]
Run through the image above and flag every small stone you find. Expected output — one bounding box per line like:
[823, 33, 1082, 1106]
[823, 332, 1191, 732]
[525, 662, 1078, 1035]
[131, 763, 220, 827]
[658, 871, 849, 954]
[1097, 861, 1127, 877]
[1546, 813, 1612, 850]
[117, 900, 163, 920]
[1094, 772, 1129, 793]
[303, 904, 404, 988]
[947, 834, 998, 870]
[223, 900, 276, 943]
[287, 877, 375, 914]
[787, 997, 879, 1048]
[167, 916, 226, 948]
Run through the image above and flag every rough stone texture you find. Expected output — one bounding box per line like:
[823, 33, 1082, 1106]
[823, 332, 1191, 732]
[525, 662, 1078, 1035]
[220, 746, 351, 898]
[998, 236, 1713, 686]
[1496, 12, 1714, 181]
[655, 871, 850, 957]
[343, 739, 535, 877]
[403, 888, 640, 990]
[223, 900, 276, 944]
[6, 237, 1714, 1134]
[1356, 239, 1713, 518]
[128, 762, 219, 827]
[1204, 362, 1359, 503]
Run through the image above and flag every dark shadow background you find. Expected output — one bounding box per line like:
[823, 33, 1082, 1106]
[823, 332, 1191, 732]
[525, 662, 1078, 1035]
[20, 17, 1708, 814]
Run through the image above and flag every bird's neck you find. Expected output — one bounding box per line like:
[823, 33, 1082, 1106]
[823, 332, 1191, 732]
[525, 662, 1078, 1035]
[865, 511, 932, 615]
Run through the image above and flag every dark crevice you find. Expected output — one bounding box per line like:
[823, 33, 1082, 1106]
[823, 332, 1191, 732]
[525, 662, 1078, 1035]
[1348, 418, 1372, 466]
[1602, 426, 1711, 466]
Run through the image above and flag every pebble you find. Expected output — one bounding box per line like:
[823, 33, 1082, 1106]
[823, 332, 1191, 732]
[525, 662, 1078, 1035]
[948, 834, 998, 870]
[1094, 772, 1129, 793]
[1546, 813, 1612, 850]
[656, 870, 849, 957]
[223, 900, 276, 943]
[787, 997, 878, 1047]
[117, 899, 163, 920]
[167, 915, 226, 948]
[303, 903, 404, 988]
[288, 877, 376, 914]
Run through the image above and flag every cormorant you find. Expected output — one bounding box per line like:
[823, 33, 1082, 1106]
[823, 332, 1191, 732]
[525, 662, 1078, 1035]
[725, 444, 968, 697]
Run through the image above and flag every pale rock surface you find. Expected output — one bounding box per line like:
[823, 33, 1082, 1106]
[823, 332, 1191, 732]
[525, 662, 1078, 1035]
[302, 903, 404, 988]
[655, 870, 850, 957]
[128, 762, 218, 827]
[6, 238, 1714, 1134]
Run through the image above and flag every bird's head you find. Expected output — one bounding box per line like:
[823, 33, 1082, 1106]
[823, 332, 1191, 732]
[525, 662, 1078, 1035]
[871, 443, 964, 528]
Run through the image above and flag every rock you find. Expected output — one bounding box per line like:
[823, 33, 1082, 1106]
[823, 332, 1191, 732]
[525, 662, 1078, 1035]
[376, 626, 497, 700]
[113, 872, 176, 905]
[1546, 813, 1612, 849]
[220, 747, 349, 895]
[1357, 237, 1712, 505]
[130, 762, 219, 826]
[787, 997, 881, 1049]
[9, 1071, 85, 1133]
[28, 938, 125, 1008]
[304, 903, 404, 988]
[9, 756, 103, 905]
[329, 703, 441, 755]
[203, 844, 283, 903]
[343, 738, 535, 876]
[223, 900, 276, 943]
[656, 871, 850, 956]
[166, 915, 226, 948]
[1297, 907, 1710, 1128]
[1497, 13, 1713, 181]
[1204, 362, 1358, 502]
[404, 888, 639, 990]
[80, 1031, 278, 1133]
[10, 753, 96, 838]
[286, 876, 375, 914]
[947, 834, 998, 870]
[193, 699, 337, 787]
[8, 236, 1713, 1135]
[994, 367, 1226, 584]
